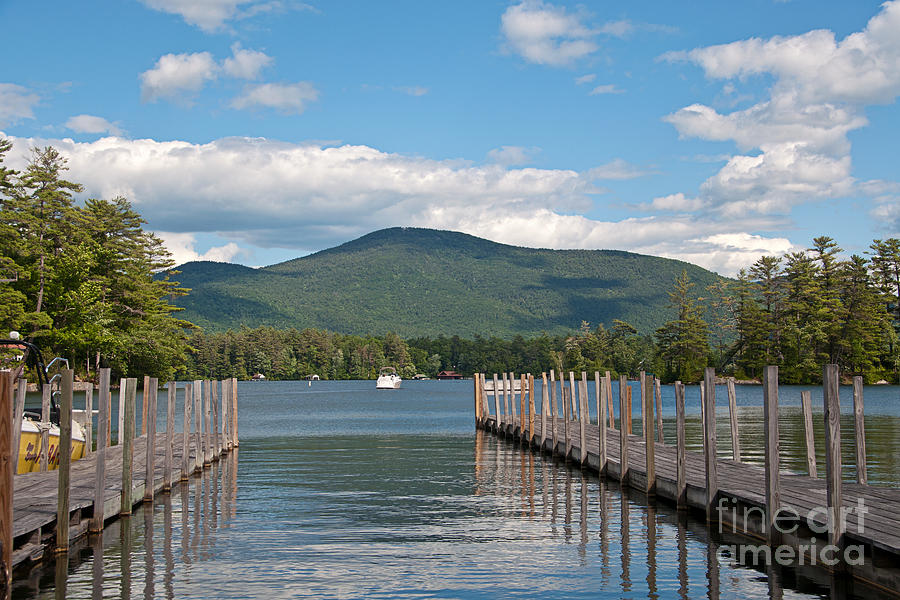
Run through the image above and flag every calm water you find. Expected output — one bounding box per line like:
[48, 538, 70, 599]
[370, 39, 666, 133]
[12, 380, 900, 599]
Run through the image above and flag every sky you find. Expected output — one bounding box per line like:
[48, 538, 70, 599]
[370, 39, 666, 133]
[1, 0, 898, 275]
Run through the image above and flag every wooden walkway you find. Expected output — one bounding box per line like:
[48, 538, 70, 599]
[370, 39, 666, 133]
[11, 433, 203, 567]
[476, 372, 900, 595]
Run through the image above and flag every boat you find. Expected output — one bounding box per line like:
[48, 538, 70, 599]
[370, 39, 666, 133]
[376, 366, 402, 389]
[1, 335, 86, 474]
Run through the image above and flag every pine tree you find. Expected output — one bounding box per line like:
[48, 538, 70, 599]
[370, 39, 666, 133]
[654, 270, 709, 382]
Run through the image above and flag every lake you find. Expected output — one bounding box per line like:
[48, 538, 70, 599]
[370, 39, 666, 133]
[11, 380, 900, 599]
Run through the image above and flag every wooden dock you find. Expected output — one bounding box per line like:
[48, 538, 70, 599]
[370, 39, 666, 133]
[474, 368, 900, 595]
[1, 371, 239, 590]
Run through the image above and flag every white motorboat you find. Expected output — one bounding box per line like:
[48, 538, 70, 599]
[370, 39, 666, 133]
[376, 367, 402, 389]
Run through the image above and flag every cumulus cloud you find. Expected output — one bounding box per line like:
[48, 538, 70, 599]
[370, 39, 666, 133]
[140, 52, 219, 103]
[500, 1, 597, 66]
[222, 43, 273, 79]
[230, 82, 318, 113]
[154, 232, 245, 265]
[487, 145, 539, 166]
[574, 74, 596, 85]
[660, 0, 900, 218]
[0, 83, 39, 127]
[65, 114, 123, 136]
[139, 0, 307, 32]
[649, 193, 706, 212]
[0, 132, 790, 274]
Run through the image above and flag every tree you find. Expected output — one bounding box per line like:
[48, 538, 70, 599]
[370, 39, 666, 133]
[655, 271, 709, 382]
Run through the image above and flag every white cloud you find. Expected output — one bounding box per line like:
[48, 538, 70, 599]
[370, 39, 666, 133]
[589, 84, 624, 95]
[659, 1, 900, 218]
[222, 43, 273, 80]
[649, 193, 706, 212]
[585, 158, 652, 180]
[140, 52, 218, 103]
[871, 196, 900, 234]
[0, 83, 39, 127]
[155, 232, 245, 265]
[230, 82, 318, 113]
[574, 74, 596, 85]
[139, 0, 305, 32]
[65, 114, 123, 136]
[487, 145, 539, 166]
[500, 1, 597, 66]
[598, 19, 633, 38]
[0, 132, 791, 275]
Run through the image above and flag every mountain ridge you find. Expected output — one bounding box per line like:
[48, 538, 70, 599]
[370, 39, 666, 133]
[171, 227, 726, 337]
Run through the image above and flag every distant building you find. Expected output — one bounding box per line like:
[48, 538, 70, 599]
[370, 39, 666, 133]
[436, 370, 463, 380]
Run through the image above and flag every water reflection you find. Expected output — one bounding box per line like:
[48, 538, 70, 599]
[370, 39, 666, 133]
[10, 429, 895, 599]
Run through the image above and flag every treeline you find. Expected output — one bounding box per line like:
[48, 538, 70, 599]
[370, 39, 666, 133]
[180, 236, 900, 385]
[0, 139, 190, 380]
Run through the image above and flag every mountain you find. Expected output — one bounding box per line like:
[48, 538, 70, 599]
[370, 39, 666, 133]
[171, 227, 726, 338]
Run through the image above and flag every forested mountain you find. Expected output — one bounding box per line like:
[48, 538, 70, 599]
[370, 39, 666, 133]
[173, 228, 725, 338]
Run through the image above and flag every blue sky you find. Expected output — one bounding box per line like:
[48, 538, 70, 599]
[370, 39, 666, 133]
[1, 0, 898, 274]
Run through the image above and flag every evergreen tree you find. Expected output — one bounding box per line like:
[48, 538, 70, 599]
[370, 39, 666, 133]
[654, 270, 709, 383]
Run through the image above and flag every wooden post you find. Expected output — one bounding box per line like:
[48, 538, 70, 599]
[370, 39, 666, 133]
[675, 381, 686, 509]
[501, 372, 509, 428]
[204, 380, 212, 464]
[852, 376, 867, 485]
[644, 372, 656, 495]
[540, 373, 548, 449]
[703, 367, 718, 521]
[230, 377, 238, 447]
[800, 390, 817, 477]
[144, 378, 158, 500]
[625, 386, 633, 434]
[579, 372, 588, 464]
[473, 374, 482, 427]
[12, 378, 26, 471]
[121, 378, 136, 515]
[520, 373, 527, 438]
[597, 372, 606, 475]
[492, 374, 501, 430]
[221, 379, 229, 452]
[619, 375, 629, 484]
[763, 366, 780, 542]
[605, 371, 614, 431]
[141, 374, 150, 437]
[564, 372, 574, 459]
[481, 374, 489, 426]
[40, 385, 50, 472]
[823, 364, 844, 550]
[165, 382, 175, 490]
[654, 378, 663, 443]
[509, 372, 518, 433]
[727, 378, 741, 462]
[1, 371, 14, 589]
[528, 374, 535, 443]
[84, 383, 93, 455]
[193, 380, 202, 472]
[91, 369, 110, 533]
[550, 370, 558, 453]
[118, 378, 126, 445]
[181, 382, 192, 481]
[639, 370, 645, 439]
[56, 369, 74, 553]
[211, 379, 220, 459]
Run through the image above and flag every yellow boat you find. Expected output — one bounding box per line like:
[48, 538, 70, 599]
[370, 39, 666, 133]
[17, 416, 86, 474]
[3, 334, 88, 474]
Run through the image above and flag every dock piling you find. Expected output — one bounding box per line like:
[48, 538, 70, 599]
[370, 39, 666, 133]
[90, 369, 110, 533]
[727, 378, 741, 462]
[144, 378, 158, 500]
[181, 382, 192, 481]
[702, 367, 718, 522]
[800, 390, 816, 477]
[56, 369, 74, 553]
[619, 375, 629, 484]
[165, 382, 175, 490]
[853, 376, 867, 485]
[120, 378, 136, 515]
[12, 378, 25, 470]
[763, 366, 780, 543]
[643, 372, 656, 495]
[674, 381, 686, 508]
[1, 372, 13, 591]
[823, 364, 844, 551]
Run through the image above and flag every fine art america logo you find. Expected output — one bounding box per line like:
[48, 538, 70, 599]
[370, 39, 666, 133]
[715, 496, 868, 567]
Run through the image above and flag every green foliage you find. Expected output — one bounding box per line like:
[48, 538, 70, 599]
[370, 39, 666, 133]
[0, 138, 191, 380]
[171, 227, 725, 338]
[655, 270, 710, 383]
